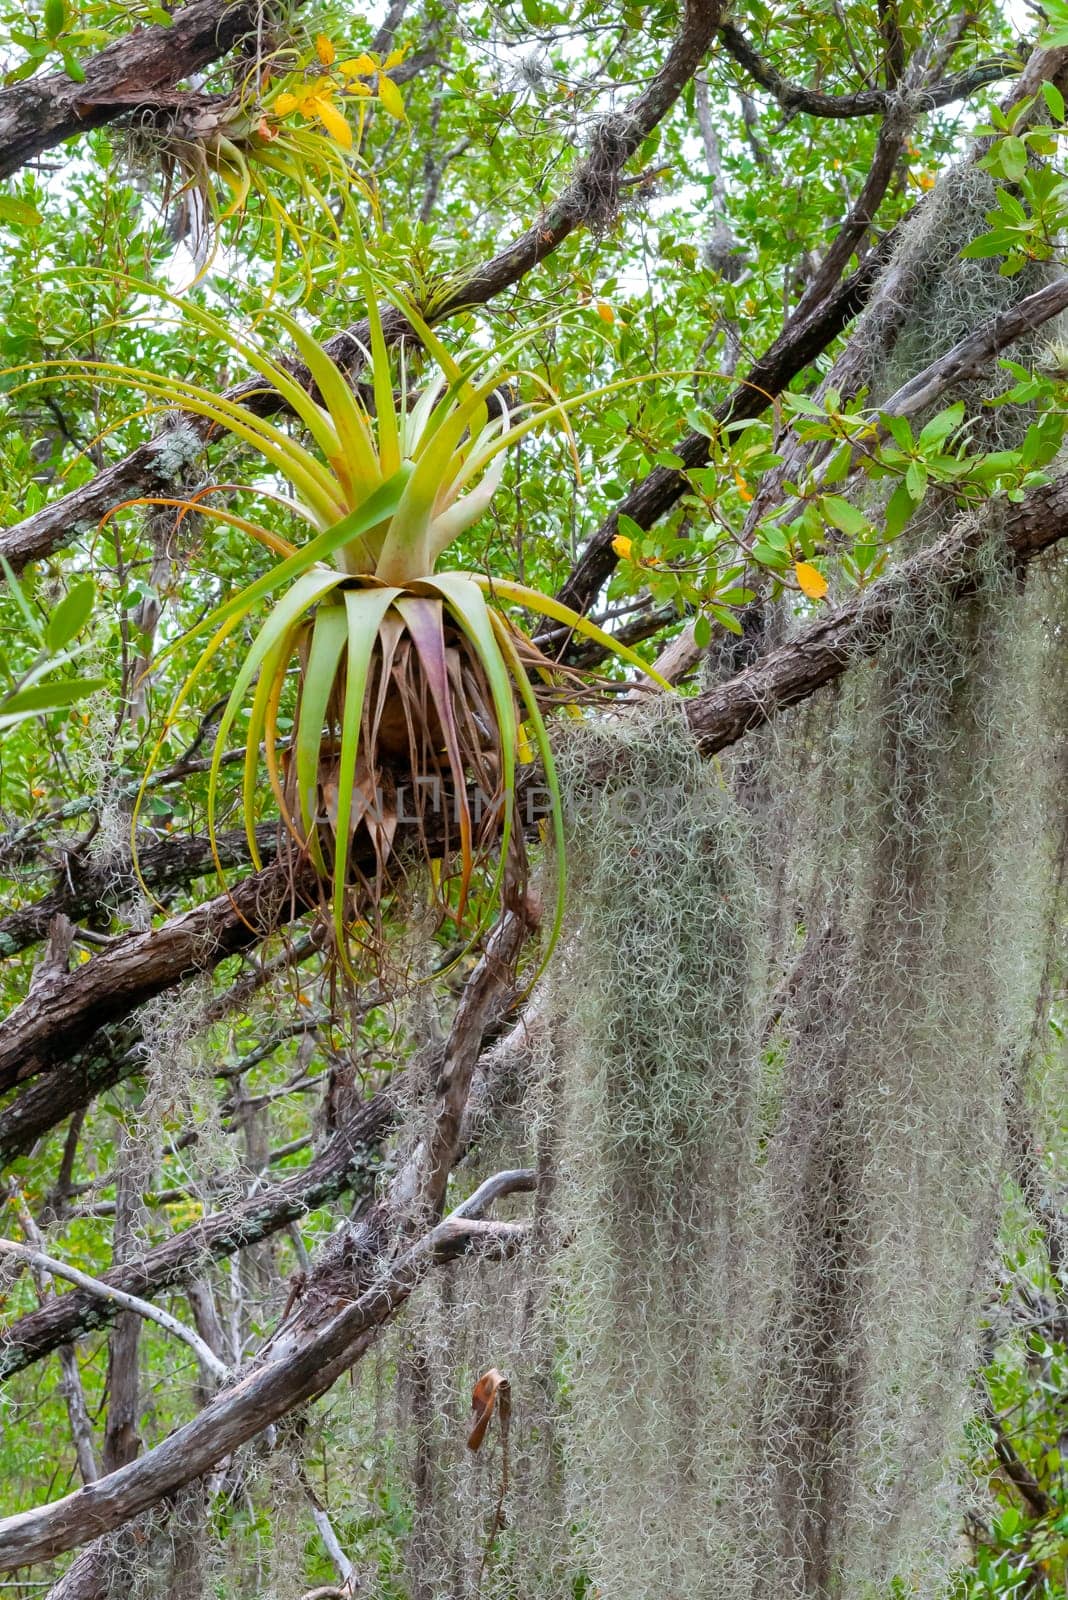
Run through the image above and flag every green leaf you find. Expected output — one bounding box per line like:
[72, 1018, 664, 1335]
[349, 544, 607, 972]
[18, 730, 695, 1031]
[917, 403, 965, 449]
[821, 494, 868, 537]
[708, 604, 743, 636]
[884, 481, 916, 541]
[1042, 81, 1065, 122]
[0, 676, 103, 719]
[0, 194, 42, 226]
[45, 577, 95, 653]
[44, 0, 66, 38]
[961, 232, 1011, 260]
[693, 612, 711, 649]
[1000, 135, 1027, 183]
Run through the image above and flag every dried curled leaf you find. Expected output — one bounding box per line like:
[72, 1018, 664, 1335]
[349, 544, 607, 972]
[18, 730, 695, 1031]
[467, 1367, 511, 1451]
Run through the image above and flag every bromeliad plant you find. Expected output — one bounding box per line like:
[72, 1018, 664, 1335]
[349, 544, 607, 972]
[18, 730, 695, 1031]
[123, 38, 398, 301]
[35, 271, 669, 969]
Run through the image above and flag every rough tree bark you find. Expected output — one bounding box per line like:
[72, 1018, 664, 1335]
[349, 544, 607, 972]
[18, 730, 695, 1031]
[0, 0, 267, 179]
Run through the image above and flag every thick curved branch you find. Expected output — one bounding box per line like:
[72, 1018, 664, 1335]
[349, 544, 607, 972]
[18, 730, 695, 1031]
[684, 477, 1068, 755]
[715, 22, 1016, 118]
[0, 857, 318, 1095]
[0, 1181, 530, 1572]
[0, 0, 264, 180]
[0, 0, 724, 575]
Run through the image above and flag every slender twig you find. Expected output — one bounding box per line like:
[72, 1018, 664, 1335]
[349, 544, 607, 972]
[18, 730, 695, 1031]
[0, 1238, 230, 1383]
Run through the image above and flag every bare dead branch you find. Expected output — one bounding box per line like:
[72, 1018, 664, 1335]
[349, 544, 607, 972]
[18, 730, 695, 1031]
[0, 1184, 530, 1571]
[0, 1237, 229, 1381]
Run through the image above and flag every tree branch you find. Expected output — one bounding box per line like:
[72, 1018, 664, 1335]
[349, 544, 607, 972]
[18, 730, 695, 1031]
[0, 1084, 396, 1378]
[0, 824, 277, 960]
[0, 0, 266, 180]
[0, 1238, 229, 1381]
[715, 21, 1016, 119]
[0, 1178, 531, 1572]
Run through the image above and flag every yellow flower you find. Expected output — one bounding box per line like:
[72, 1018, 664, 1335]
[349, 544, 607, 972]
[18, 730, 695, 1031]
[339, 52, 377, 76]
[377, 74, 405, 120]
[272, 80, 352, 146]
[310, 92, 353, 146]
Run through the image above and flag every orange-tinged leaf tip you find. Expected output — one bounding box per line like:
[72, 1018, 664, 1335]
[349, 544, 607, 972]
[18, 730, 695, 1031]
[377, 73, 405, 119]
[273, 91, 298, 115]
[733, 469, 753, 503]
[596, 300, 615, 323]
[339, 52, 377, 75]
[315, 97, 353, 146]
[315, 32, 336, 65]
[611, 534, 633, 561]
[794, 560, 828, 600]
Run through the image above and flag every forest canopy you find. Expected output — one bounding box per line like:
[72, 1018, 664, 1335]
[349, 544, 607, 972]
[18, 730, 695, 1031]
[0, 0, 1065, 1597]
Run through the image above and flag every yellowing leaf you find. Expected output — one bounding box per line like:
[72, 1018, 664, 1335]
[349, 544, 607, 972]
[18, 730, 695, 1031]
[377, 73, 406, 119]
[344, 79, 371, 97]
[315, 32, 335, 65]
[611, 534, 633, 560]
[733, 469, 752, 503]
[383, 45, 407, 68]
[273, 91, 299, 115]
[315, 96, 353, 147]
[794, 560, 828, 600]
[596, 300, 614, 324]
[340, 52, 377, 75]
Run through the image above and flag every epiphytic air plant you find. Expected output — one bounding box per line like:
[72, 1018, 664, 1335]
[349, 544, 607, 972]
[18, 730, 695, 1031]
[33, 270, 668, 971]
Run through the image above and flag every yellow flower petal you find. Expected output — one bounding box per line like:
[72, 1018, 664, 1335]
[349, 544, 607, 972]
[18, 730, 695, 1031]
[340, 52, 377, 76]
[315, 95, 353, 147]
[377, 73, 405, 119]
[611, 534, 633, 561]
[794, 560, 828, 600]
[315, 33, 335, 65]
[273, 91, 299, 115]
